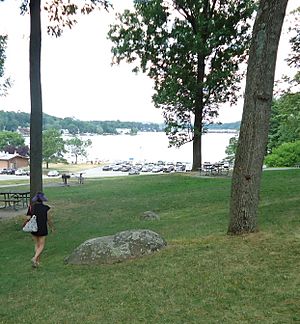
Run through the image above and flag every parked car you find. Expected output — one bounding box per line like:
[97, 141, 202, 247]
[141, 165, 152, 172]
[15, 169, 29, 176]
[102, 165, 113, 171]
[174, 164, 185, 172]
[163, 165, 174, 173]
[152, 165, 164, 173]
[134, 164, 143, 171]
[47, 170, 60, 177]
[185, 163, 192, 172]
[6, 168, 16, 175]
[128, 169, 140, 175]
[120, 165, 131, 172]
[112, 165, 122, 171]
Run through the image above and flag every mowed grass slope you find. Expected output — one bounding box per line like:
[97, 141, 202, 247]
[0, 170, 299, 323]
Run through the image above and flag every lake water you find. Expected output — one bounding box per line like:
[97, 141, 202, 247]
[69, 132, 236, 164]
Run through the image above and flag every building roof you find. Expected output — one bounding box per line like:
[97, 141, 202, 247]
[0, 152, 29, 161]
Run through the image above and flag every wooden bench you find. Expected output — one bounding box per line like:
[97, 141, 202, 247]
[0, 199, 21, 210]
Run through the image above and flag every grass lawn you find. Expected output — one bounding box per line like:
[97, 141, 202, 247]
[0, 170, 299, 323]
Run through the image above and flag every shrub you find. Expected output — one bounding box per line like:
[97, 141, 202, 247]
[265, 140, 300, 167]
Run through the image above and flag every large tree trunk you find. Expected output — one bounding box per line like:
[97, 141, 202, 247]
[228, 0, 288, 235]
[29, 0, 43, 199]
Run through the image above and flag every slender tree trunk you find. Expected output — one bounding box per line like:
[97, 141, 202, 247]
[228, 0, 288, 235]
[192, 54, 205, 171]
[193, 113, 202, 171]
[29, 0, 43, 199]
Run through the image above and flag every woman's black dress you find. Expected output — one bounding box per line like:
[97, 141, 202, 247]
[27, 203, 51, 237]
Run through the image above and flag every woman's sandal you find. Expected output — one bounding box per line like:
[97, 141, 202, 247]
[31, 258, 38, 268]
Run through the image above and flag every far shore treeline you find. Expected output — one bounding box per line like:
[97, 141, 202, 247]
[0, 110, 240, 135]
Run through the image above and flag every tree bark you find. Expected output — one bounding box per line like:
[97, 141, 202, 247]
[192, 112, 202, 171]
[192, 53, 205, 171]
[29, 0, 43, 199]
[228, 0, 288, 235]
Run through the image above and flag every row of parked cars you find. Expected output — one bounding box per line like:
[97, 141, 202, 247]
[102, 161, 192, 175]
[0, 168, 30, 175]
[0, 168, 68, 177]
[0, 168, 17, 175]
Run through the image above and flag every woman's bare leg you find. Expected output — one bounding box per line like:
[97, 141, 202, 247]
[32, 236, 38, 258]
[32, 236, 46, 266]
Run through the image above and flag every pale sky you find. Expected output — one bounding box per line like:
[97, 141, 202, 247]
[0, 0, 298, 123]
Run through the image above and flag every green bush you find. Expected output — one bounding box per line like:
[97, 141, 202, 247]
[225, 135, 238, 164]
[265, 140, 300, 167]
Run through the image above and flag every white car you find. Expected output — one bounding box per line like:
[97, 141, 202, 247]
[128, 169, 140, 175]
[15, 169, 29, 176]
[47, 170, 60, 177]
[185, 163, 192, 172]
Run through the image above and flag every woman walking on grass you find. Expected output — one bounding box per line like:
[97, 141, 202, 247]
[26, 192, 54, 268]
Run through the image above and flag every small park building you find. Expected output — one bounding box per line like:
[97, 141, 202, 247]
[0, 152, 29, 169]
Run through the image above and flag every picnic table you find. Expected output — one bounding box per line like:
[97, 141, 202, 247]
[0, 191, 30, 210]
[200, 162, 230, 176]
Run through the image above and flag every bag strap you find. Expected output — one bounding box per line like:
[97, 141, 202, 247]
[27, 204, 33, 216]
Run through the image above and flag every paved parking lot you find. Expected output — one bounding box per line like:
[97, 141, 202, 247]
[0, 168, 142, 185]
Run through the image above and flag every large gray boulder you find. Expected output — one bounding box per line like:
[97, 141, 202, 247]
[65, 229, 167, 265]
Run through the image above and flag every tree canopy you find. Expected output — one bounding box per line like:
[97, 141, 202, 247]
[16, 0, 110, 197]
[0, 34, 11, 97]
[20, 0, 112, 36]
[108, 0, 255, 169]
[268, 92, 300, 152]
[287, 7, 300, 71]
[42, 128, 66, 168]
[0, 131, 25, 150]
[66, 136, 92, 164]
[0, 110, 164, 134]
[266, 6, 300, 159]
